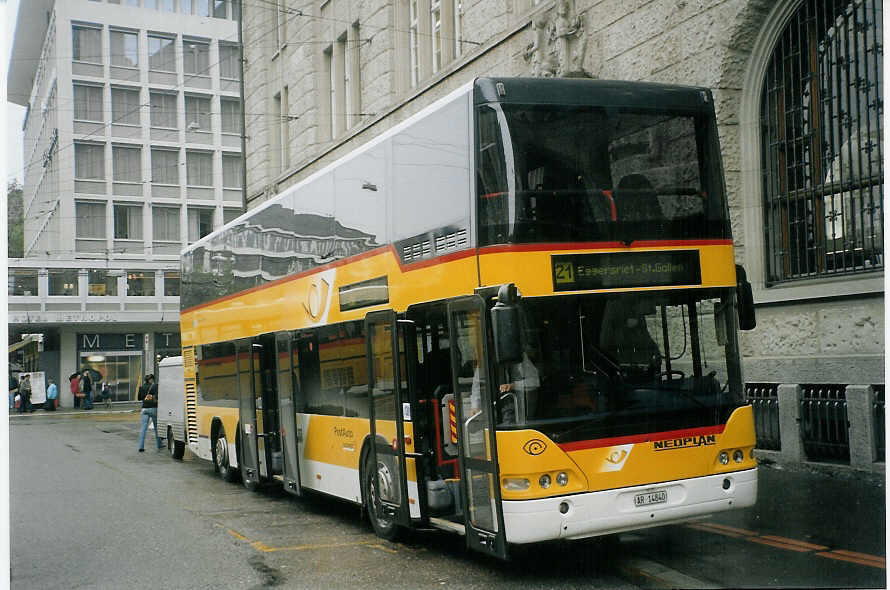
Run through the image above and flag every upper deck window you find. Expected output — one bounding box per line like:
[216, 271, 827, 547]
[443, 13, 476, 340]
[477, 104, 728, 246]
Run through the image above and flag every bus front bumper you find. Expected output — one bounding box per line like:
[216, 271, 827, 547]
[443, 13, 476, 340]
[502, 468, 757, 544]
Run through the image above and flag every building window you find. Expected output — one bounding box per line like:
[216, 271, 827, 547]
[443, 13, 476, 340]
[8, 269, 38, 296]
[48, 270, 79, 296]
[151, 149, 179, 184]
[75, 143, 105, 180]
[111, 87, 140, 125]
[112, 145, 142, 182]
[74, 83, 104, 122]
[213, 0, 227, 18]
[431, 0, 442, 73]
[150, 91, 177, 128]
[73, 25, 102, 64]
[220, 98, 241, 134]
[76, 202, 106, 241]
[188, 208, 214, 242]
[181, 0, 193, 13]
[164, 271, 181, 296]
[761, 0, 883, 284]
[186, 151, 213, 186]
[185, 95, 212, 131]
[110, 29, 139, 68]
[183, 39, 210, 76]
[197, 0, 211, 16]
[409, 0, 419, 86]
[219, 43, 241, 79]
[88, 270, 118, 296]
[153, 206, 181, 241]
[114, 203, 143, 240]
[160, 0, 175, 11]
[222, 153, 242, 188]
[127, 271, 155, 296]
[148, 34, 176, 72]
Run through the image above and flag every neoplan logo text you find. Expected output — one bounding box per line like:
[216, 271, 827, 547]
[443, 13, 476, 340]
[653, 434, 716, 451]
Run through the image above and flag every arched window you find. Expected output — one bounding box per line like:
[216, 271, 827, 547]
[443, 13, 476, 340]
[760, 0, 882, 284]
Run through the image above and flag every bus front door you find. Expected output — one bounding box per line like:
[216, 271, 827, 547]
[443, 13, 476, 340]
[365, 311, 414, 532]
[275, 332, 302, 496]
[236, 339, 261, 488]
[447, 296, 507, 559]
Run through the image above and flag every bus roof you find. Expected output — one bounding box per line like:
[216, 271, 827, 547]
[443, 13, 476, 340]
[473, 77, 712, 111]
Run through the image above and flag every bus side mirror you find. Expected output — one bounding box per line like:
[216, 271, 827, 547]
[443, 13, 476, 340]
[735, 265, 756, 331]
[491, 284, 522, 364]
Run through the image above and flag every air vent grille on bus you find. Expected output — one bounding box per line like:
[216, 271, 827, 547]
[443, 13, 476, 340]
[435, 229, 467, 253]
[184, 379, 198, 444]
[403, 240, 432, 262]
[182, 346, 195, 372]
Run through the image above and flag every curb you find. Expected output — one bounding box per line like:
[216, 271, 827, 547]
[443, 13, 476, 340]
[616, 556, 718, 589]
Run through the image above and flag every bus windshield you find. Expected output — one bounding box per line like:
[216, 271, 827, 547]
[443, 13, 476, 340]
[477, 104, 729, 245]
[494, 290, 744, 443]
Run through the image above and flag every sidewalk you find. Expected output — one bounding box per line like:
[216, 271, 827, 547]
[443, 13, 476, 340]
[8, 401, 142, 418]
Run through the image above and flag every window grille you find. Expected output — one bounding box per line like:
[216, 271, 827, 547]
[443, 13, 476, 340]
[760, 0, 883, 283]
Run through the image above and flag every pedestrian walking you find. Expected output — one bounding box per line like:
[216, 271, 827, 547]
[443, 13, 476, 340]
[79, 369, 93, 410]
[18, 374, 32, 413]
[101, 382, 112, 408]
[69, 373, 81, 409]
[136, 374, 162, 452]
[9, 373, 18, 410]
[45, 378, 58, 411]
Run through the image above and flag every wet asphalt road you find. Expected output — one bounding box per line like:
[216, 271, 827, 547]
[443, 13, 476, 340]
[10, 411, 887, 589]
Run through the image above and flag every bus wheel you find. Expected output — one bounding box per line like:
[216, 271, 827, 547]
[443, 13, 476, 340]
[167, 427, 184, 460]
[363, 454, 399, 541]
[213, 428, 238, 482]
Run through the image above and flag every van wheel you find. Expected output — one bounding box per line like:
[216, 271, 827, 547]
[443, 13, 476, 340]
[212, 427, 238, 482]
[363, 453, 400, 541]
[167, 427, 184, 460]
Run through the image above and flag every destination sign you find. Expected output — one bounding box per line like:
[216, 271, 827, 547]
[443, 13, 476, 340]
[551, 250, 701, 291]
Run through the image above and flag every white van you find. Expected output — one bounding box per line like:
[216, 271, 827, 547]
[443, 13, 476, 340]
[157, 356, 186, 459]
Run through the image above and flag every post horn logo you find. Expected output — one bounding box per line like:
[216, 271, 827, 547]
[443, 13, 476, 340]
[523, 439, 547, 456]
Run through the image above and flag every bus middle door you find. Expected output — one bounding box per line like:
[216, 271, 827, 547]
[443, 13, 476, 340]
[365, 311, 421, 535]
[447, 296, 507, 559]
[236, 339, 261, 488]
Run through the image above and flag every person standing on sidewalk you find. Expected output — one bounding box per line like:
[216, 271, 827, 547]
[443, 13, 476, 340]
[18, 374, 32, 413]
[69, 373, 81, 409]
[45, 378, 58, 411]
[79, 370, 93, 410]
[9, 373, 18, 410]
[136, 374, 162, 452]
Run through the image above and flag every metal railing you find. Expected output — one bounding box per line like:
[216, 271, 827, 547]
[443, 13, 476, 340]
[745, 382, 781, 451]
[800, 384, 850, 463]
[873, 384, 884, 462]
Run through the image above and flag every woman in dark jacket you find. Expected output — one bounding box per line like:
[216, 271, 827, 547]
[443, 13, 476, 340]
[136, 374, 162, 452]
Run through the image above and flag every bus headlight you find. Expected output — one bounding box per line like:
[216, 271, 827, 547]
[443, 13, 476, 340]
[502, 478, 530, 491]
[718, 451, 730, 465]
[556, 472, 569, 486]
[539, 474, 552, 489]
[733, 450, 744, 463]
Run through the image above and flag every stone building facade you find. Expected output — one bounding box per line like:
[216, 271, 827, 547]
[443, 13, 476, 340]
[240, 0, 883, 469]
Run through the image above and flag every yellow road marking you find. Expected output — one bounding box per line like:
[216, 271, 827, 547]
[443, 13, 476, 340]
[226, 528, 390, 553]
[686, 522, 884, 568]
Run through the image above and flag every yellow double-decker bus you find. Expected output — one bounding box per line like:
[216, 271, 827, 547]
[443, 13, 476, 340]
[179, 77, 758, 559]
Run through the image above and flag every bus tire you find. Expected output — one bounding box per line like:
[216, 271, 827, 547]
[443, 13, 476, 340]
[237, 427, 259, 492]
[212, 426, 238, 482]
[167, 426, 185, 460]
[362, 453, 400, 542]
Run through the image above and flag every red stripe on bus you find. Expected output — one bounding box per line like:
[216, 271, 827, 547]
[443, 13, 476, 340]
[557, 424, 726, 452]
[478, 239, 733, 255]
